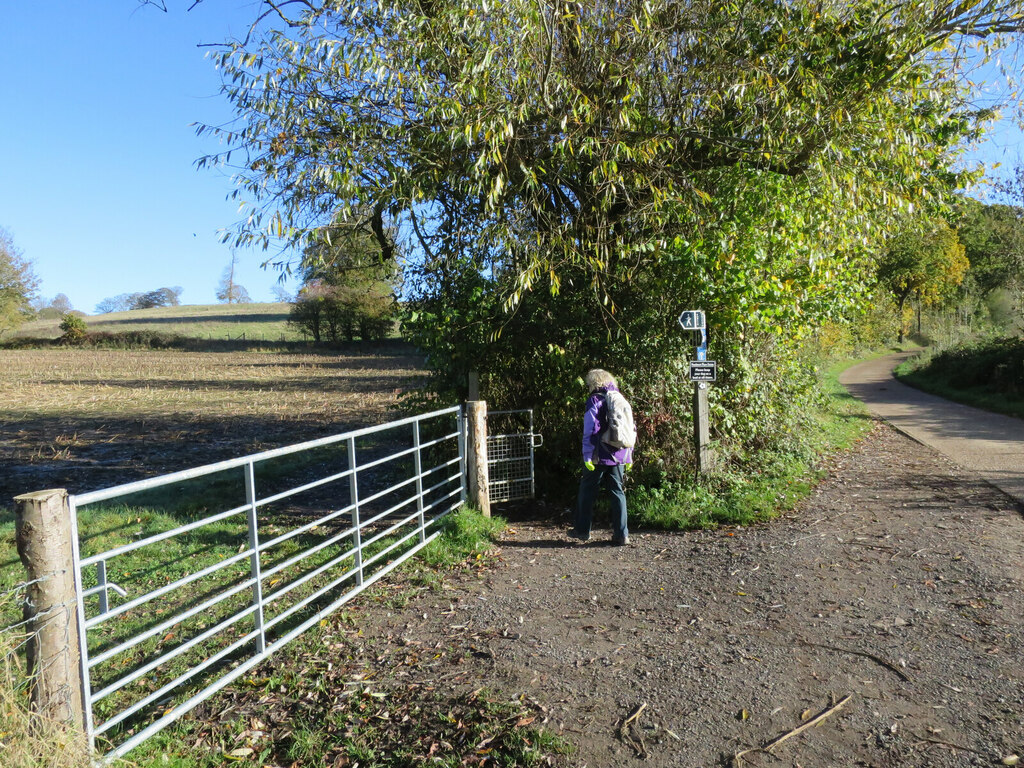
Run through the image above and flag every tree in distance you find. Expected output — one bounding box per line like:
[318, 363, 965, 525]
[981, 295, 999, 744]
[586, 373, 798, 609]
[95, 287, 183, 313]
[32, 293, 75, 320]
[59, 313, 88, 344]
[955, 196, 1024, 332]
[289, 219, 399, 342]
[217, 251, 251, 304]
[877, 216, 969, 342]
[0, 226, 39, 337]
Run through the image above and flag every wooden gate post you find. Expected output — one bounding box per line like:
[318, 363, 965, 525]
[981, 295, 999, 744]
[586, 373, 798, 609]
[465, 401, 491, 517]
[14, 489, 87, 738]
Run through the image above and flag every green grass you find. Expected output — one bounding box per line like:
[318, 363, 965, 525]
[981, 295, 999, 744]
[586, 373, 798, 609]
[14, 303, 301, 342]
[895, 336, 1024, 419]
[629, 358, 873, 531]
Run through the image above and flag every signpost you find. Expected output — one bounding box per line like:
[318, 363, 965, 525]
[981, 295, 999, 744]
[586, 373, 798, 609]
[679, 310, 715, 475]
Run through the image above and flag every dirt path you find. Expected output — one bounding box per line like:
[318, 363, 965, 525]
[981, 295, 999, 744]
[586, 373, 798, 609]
[342, 423, 1024, 767]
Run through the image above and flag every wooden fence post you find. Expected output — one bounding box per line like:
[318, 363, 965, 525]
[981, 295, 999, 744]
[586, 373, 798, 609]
[693, 383, 713, 475]
[465, 401, 491, 517]
[14, 489, 87, 739]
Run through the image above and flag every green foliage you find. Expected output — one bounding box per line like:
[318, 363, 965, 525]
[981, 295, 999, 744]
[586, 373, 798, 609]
[897, 336, 1024, 418]
[290, 221, 400, 342]
[58, 312, 87, 343]
[876, 215, 969, 341]
[203, 0, 1021, 488]
[0, 227, 39, 337]
[631, 356, 873, 530]
[956, 197, 1024, 296]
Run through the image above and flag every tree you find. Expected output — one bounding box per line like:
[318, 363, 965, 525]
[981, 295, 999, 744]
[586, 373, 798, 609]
[217, 251, 251, 304]
[206, 0, 1017, 293]
[289, 222, 399, 342]
[51, 293, 73, 314]
[59, 313, 88, 344]
[95, 286, 183, 313]
[956, 198, 1024, 295]
[33, 293, 75, 320]
[954, 197, 1024, 329]
[289, 281, 329, 342]
[877, 216, 970, 342]
[271, 284, 292, 303]
[205, 0, 1024, 488]
[0, 227, 39, 337]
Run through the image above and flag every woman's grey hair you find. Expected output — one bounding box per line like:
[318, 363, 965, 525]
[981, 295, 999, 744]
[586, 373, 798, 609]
[584, 369, 616, 392]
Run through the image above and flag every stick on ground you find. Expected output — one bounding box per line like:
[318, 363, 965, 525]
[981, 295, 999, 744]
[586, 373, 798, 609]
[732, 694, 852, 767]
[618, 702, 649, 759]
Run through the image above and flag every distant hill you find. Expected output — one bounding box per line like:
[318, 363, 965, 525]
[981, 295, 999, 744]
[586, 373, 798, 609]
[15, 303, 304, 341]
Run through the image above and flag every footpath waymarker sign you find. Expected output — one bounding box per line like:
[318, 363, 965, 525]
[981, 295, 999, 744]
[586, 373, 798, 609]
[678, 310, 706, 331]
[689, 360, 718, 382]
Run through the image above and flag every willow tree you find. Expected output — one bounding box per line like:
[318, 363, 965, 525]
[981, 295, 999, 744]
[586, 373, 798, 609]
[204, 0, 1023, 483]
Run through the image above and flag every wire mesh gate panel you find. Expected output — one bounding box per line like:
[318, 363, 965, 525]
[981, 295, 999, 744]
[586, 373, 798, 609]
[487, 410, 542, 504]
[66, 407, 465, 761]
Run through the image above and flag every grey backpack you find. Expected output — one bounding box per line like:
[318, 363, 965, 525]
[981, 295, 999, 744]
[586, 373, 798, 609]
[601, 390, 637, 449]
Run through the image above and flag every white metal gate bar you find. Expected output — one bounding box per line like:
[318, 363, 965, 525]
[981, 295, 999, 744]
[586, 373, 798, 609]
[487, 409, 542, 504]
[66, 406, 465, 761]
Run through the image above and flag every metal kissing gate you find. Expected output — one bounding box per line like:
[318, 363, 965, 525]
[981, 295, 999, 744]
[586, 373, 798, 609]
[22, 404, 542, 761]
[487, 409, 542, 504]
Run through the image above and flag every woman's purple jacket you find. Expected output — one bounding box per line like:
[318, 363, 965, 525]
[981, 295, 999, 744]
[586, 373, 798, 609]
[580, 383, 634, 466]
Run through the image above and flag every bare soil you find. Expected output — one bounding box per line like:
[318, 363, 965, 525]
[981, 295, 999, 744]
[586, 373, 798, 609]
[338, 423, 1024, 767]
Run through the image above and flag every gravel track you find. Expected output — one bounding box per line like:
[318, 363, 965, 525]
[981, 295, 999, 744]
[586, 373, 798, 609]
[343, 423, 1024, 767]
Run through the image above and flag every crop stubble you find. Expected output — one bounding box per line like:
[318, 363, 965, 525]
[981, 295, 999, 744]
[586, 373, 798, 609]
[0, 347, 426, 502]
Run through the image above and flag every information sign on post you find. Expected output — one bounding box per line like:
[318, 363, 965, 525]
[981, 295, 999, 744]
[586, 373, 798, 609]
[688, 360, 718, 382]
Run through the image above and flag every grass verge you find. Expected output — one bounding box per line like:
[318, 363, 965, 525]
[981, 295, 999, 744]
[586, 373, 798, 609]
[894, 336, 1024, 419]
[629, 359, 874, 531]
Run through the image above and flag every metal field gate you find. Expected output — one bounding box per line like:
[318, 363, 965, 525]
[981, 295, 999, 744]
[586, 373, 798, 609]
[11, 402, 543, 763]
[487, 409, 542, 504]
[65, 406, 465, 761]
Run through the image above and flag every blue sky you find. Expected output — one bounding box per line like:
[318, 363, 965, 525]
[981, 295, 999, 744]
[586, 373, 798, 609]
[1, 3, 1022, 315]
[0, 1, 296, 313]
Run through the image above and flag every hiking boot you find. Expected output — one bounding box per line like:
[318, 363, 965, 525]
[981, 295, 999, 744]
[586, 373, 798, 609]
[567, 529, 591, 543]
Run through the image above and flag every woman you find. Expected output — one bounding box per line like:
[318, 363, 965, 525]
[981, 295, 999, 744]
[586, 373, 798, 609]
[569, 368, 633, 545]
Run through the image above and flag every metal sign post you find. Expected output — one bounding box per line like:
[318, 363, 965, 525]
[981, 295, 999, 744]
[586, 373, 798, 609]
[679, 310, 715, 475]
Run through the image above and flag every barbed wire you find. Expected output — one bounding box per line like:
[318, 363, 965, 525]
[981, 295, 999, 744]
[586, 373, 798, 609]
[0, 571, 66, 599]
